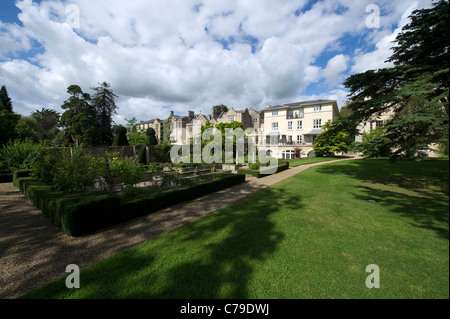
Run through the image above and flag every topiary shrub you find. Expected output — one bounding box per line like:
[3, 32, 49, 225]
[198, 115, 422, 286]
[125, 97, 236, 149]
[146, 127, 158, 146]
[112, 125, 129, 146]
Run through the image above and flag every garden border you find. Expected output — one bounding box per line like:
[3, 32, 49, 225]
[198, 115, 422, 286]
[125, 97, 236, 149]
[13, 171, 245, 237]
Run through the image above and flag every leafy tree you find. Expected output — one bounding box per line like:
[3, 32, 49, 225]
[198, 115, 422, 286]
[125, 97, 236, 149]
[125, 117, 138, 133]
[146, 127, 158, 146]
[112, 125, 129, 146]
[31, 108, 61, 144]
[355, 127, 391, 157]
[15, 116, 38, 142]
[91, 82, 118, 145]
[60, 85, 100, 146]
[127, 131, 148, 147]
[341, 0, 449, 159]
[0, 85, 13, 113]
[313, 120, 352, 156]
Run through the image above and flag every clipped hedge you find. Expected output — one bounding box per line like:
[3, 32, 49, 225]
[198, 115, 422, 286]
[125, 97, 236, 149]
[238, 161, 289, 178]
[12, 169, 31, 187]
[13, 173, 245, 237]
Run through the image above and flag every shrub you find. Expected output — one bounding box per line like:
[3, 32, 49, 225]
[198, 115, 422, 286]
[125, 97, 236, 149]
[51, 148, 101, 193]
[238, 160, 289, 178]
[153, 142, 172, 162]
[30, 147, 60, 184]
[112, 125, 129, 146]
[0, 139, 44, 176]
[114, 156, 144, 190]
[14, 172, 245, 236]
[249, 162, 260, 170]
[146, 127, 158, 146]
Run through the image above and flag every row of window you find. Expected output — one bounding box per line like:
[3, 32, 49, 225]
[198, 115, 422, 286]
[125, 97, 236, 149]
[266, 135, 309, 144]
[271, 105, 322, 116]
[138, 124, 160, 131]
[272, 119, 322, 131]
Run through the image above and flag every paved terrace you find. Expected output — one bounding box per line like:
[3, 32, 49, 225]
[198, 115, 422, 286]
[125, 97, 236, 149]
[0, 156, 360, 299]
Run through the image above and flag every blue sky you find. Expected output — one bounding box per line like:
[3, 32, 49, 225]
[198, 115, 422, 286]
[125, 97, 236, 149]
[0, 0, 433, 123]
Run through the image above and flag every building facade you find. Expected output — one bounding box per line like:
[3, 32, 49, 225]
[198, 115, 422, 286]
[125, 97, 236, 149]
[135, 100, 339, 159]
[257, 100, 340, 159]
[136, 118, 162, 142]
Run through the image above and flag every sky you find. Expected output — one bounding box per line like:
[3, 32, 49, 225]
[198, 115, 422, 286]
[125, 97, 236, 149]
[0, 0, 433, 125]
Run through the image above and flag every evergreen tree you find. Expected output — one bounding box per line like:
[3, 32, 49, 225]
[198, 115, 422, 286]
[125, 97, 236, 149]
[91, 82, 118, 146]
[340, 0, 449, 159]
[60, 85, 100, 146]
[31, 108, 61, 144]
[0, 85, 13, 113]
[0, 110, 20, 147]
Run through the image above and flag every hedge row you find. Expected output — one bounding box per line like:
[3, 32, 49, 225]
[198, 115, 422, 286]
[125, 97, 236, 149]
[237, 161, 290, 178]
[13, 172, 245, 237]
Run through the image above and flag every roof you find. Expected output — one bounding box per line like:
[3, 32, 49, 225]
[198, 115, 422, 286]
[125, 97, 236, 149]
[303, 129, 323, 135]
[139, 119, 155, 124]
[263, 100, 336, 111]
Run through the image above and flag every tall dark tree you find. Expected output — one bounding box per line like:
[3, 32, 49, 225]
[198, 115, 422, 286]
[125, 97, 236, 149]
[0, 109, 20, 147]
[341, 0, 449, 158]
[60, 85, 100, 146]
[91, 82, 118, 146]
[0, 85, 13, 113]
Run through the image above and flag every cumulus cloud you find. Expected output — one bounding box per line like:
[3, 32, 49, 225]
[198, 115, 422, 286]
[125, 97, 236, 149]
[322, 54, 348, 86]
[0, 0, 436, 122]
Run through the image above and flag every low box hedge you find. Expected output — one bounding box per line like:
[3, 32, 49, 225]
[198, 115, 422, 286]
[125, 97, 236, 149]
[238, 161, 289, 178]
[12, 169, 31, 187]
[13, 173, 245, 237]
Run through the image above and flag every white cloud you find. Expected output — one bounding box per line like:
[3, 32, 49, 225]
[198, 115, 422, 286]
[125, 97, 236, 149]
[0, 0, 436, 122]
[350, 0, 433, 74]
[322, 54, 348, 86]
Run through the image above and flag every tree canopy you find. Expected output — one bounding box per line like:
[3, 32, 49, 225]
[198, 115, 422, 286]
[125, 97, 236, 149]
[340, 0, 449, 158]
[60, 85, 100, 146]
[313, 120, 352, 156]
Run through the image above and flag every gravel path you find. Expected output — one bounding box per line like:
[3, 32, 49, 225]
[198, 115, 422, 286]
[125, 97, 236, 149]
[0, 157, 359, 299]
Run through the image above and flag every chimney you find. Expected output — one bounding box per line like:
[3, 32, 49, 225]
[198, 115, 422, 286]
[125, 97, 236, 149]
[188, 110, 195, 120]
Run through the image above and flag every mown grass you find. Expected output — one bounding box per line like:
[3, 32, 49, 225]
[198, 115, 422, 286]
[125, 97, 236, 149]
[288, 156, 340, 167]
[22, 158, 449, 299]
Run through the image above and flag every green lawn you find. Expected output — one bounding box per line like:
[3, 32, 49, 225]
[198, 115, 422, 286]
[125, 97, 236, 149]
[288, 156, 340, 167]
[22, 158, 449, 299]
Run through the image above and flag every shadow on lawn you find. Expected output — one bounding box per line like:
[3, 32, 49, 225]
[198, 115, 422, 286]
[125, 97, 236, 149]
[22, 184, 298, 299]
[133, 186, 297, 299]
[316, 159, 449, 240]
